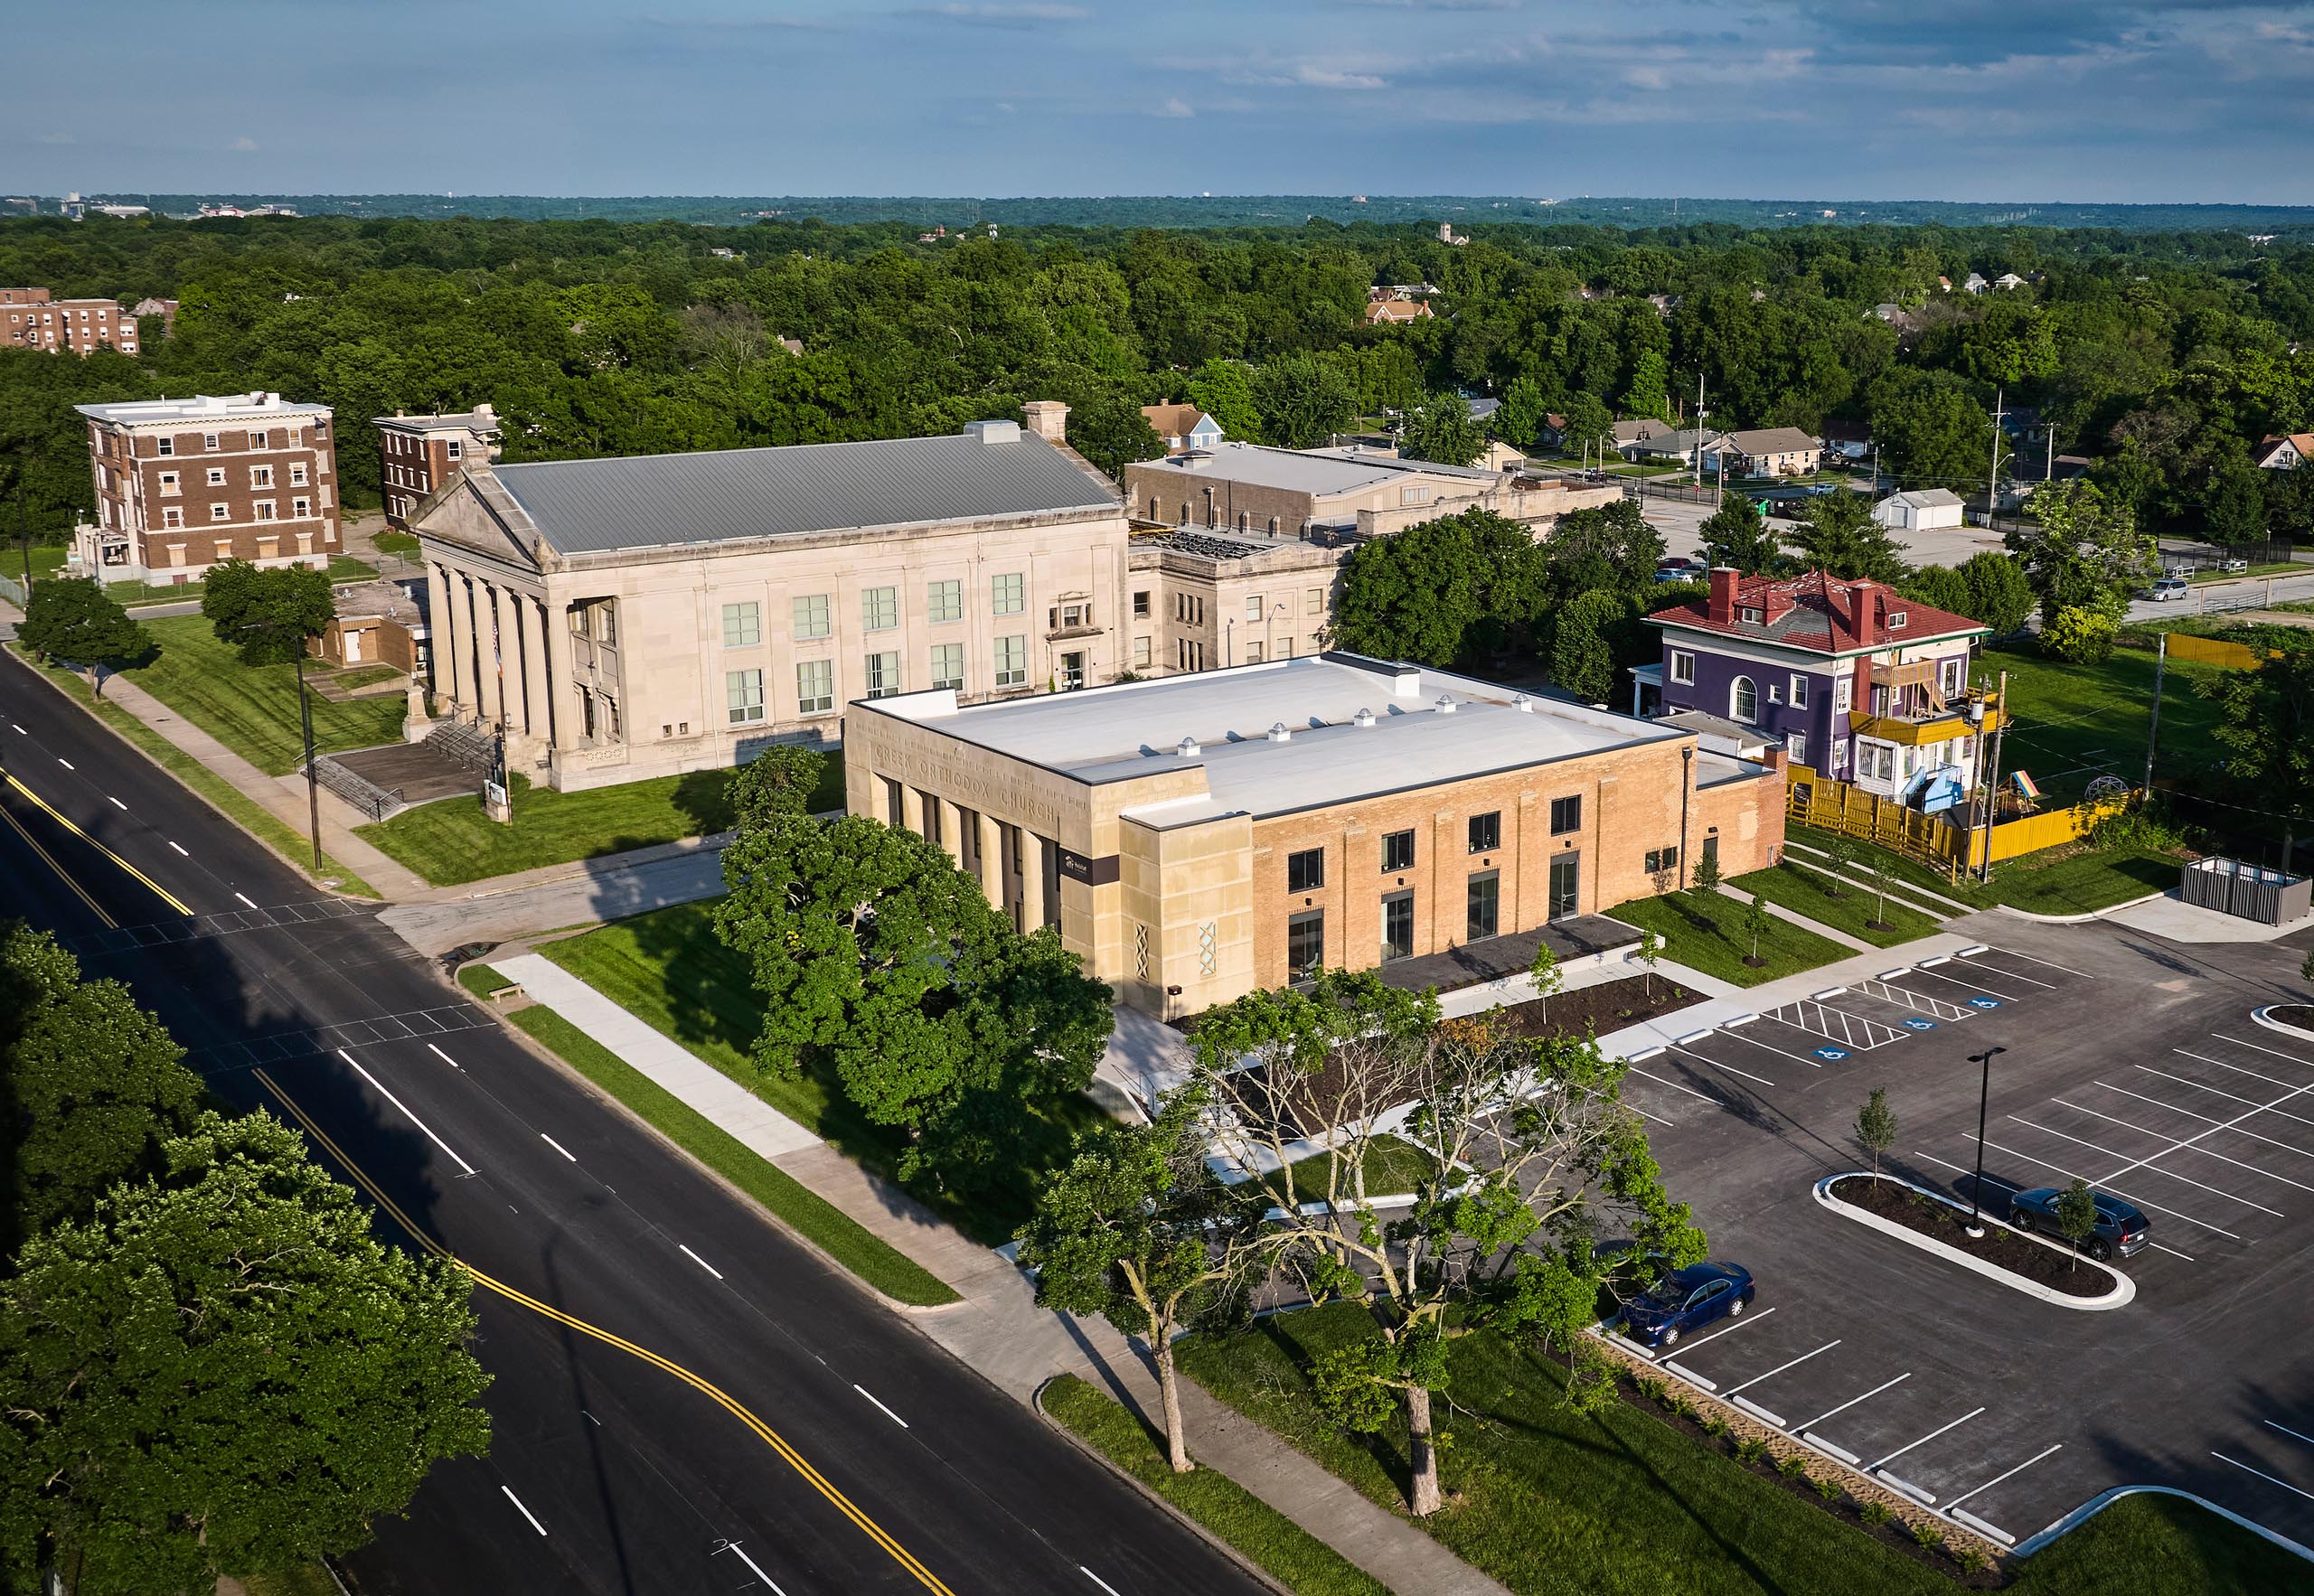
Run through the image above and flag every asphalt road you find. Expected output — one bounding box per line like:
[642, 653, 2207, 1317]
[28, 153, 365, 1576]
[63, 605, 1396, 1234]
[0, 644, 1265, 1596]
[1617, 914, 2314, 1551]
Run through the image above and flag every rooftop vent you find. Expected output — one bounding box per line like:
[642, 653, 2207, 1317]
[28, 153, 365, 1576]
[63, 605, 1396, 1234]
[1434, 693, 1457, 714]
[1352, 707, 1376, 728]
[1510, 693, 1533, 713]
[1391, 665, 1422, 699]
[1176, 736, 1200, 758]
[1268, 722, 1292, 743]
[963, 418, 1021, 445]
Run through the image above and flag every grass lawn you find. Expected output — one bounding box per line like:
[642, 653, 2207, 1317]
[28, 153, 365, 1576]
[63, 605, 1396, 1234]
[1605, 888, 1850, 987]
[1041, 1375, 1388, 1596]
[355, 753, 843, 886]
[372, 530, 422, 558]
[1282, 1135, 1432, 1204]
[1976, 641, 2226, 807]
[102, 615, 408, 775]
[1783, 822, 2180, 919]
[503, 1001, 957, 1306]
[1180, 1302, 2309, 1596]
[7, 643, 380, 897]
[1734, 860, 1942, 945]
[2186, 561, 2300, 583]
[20, 547, 375, 600]
[534, 901, 1102, 1244]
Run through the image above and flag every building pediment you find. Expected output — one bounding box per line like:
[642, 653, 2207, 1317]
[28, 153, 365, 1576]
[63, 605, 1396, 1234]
[409, 466, 554, 574]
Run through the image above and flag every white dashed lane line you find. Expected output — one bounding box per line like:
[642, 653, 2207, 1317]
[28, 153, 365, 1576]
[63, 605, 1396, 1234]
[500, 1485, 549, 1535]
[107, 795, 127, 810]
[540, 1133, 576, 1162]
[679, 1244, 724, 1280]
[166, 840, 188, 856]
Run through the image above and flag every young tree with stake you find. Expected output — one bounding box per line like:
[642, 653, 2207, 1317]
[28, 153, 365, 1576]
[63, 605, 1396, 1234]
[1635, 929, 1664, 1000]
[1741, 891, 1773, 967]
[1866, 860, 1898, 932]
[1855, 1086, 1897, 1177]
[1689, 845, 1722, 897]
[2055, 1178, 2099, 1272]
[1527, 940, 1562, 1025]
[1820, 834, 1855, 897]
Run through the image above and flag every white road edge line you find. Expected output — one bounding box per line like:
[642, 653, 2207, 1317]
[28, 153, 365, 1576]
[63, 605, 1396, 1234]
[679, 1244, 724, 1280]
[1793, 1372, 1912, 1436]
[1082, 1568, 1126, 1596]
[1725, 1338, 1841, 1396]
[1867, 1407, 1985, 1472]
[501, 1485, 548, 1535]
[715, 1542, 787, 1595]
[855, 1384, 910, 1428]
[2213, 1452, 2314, 1504]
[540, 1133, 576, 1162]
[234, 891, 259, 909]
[107, 794, 127, 810]
[2267, 1421, 2314, 1450]
[166, 840, 187, 855]
[1945, 1443, 2064, 1512]
[336, 1049, 477, 1177]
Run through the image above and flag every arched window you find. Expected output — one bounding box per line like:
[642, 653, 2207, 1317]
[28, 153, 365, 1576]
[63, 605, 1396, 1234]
[1731, 676, 1758, 723]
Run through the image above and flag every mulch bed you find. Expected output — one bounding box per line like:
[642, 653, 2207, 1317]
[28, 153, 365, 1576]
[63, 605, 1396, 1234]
[1829, 1175, 2112, 1299]
[1493, 973, 1703, 1042]
[2272, 1006, 2314, 1033]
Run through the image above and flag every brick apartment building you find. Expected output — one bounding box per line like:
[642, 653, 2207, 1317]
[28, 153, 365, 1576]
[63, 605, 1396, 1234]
[71, 392, 341, 584]
[2, 286, 137, 356]
[374, 405, 503, 530]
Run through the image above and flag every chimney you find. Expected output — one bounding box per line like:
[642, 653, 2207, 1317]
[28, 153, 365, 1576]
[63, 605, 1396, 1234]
[1848, 580, 1879, 645]
[1021, 400, 1068, 444]
[1707, 566, 1738, 624]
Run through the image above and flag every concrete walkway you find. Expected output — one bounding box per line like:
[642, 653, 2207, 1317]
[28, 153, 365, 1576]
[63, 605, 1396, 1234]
[492, 951, 1512, 1596]
[380, 838, 731, 954]
[1714, 881, 1879, 953]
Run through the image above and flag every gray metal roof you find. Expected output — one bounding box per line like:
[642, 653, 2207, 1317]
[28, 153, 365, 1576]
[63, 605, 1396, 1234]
[491, 430, 1119, 556]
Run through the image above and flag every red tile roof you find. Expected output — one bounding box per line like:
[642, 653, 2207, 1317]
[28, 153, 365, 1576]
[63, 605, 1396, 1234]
[1649, 570, 1986, 654]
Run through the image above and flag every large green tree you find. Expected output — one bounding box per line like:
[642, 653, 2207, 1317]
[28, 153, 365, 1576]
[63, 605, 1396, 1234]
[16, 578, 150, 698]
[1399, 391, 1487, 468]
[714, 811, 1112, 1199]
[1185, 358, 1261, 442]
[2008, 480, 2159, 623]
[1493, 375, 1548, 452]
[199, 559, 337, 665]
[2203, 631, 2314, 849]
[1697, 489, 1779, 574]
[1868, 369, 1994, 487]
[1549, 589, 1632, 702]
[0, 1112, 491, 1591]
[0, 924, 203, 1250]
[1251, 353, 1357, 448]
[1784, 491, 1909, 582]
[1330, 508, 1551, 666]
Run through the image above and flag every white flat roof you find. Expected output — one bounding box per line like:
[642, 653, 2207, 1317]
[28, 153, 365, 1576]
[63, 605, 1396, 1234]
[861, 653, 1693, 827]
[76, 392, 329, 426]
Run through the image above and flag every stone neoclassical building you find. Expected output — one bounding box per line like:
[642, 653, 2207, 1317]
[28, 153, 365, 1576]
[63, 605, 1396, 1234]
[406, 403, 1132, 790]
[844, 652, 1786, 1019]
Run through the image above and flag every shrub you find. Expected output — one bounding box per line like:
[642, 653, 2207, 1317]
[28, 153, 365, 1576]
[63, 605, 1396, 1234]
[1910, 1520, 1946, 1551]
[1958, 1545, 1995, 1575]
[1735, 1436, 1772, 1465]
[1776, 1452, 1809, 1478]
[2087, 802, 2187, 855]
[2042, 605, 2120, 663]
[1858, 1500, 1894, 1526]
[1704, 1413, 1730, 1439]
[1811, 1474, 1841, 1502]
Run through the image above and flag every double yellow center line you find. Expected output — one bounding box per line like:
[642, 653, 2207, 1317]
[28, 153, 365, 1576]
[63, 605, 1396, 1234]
[2, 767, 192, 915]
[253, 1068, 954, 1594]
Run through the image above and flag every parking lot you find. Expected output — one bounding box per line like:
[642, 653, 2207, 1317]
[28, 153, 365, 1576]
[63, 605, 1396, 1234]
[1610, 918, 2314, 1553]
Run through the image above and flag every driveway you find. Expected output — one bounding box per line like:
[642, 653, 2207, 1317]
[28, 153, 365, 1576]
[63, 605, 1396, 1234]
[1613, 915, 2314, 1552]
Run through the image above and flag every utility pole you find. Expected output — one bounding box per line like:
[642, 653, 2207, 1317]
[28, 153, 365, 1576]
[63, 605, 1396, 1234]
[1987, 387, 2008, 528]
[295, 650, 322, 875]
[1870, 442, 1879, 496]
[14, 488, 30, 594]
[1693, 370, 1706, 490]
[2142, 633, 2167, 793]
[2046, 424, 2055, 485]
[1979, 667, 2009, 884]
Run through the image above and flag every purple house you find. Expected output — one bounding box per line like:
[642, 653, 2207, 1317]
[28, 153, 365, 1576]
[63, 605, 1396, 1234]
[1636, 569, 1996, 804]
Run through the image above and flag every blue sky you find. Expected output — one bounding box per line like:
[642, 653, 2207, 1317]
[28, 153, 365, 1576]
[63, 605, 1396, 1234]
[11, 0, 2314, 202]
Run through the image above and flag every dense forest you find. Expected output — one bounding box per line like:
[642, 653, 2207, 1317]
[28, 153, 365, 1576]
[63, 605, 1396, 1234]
[5, 211, 2314, 547]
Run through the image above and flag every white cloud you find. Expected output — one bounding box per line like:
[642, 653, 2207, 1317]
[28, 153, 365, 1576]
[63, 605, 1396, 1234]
[915, 3, 1088, 22]
[230, 136, 259, 151]
[35, 131, 73, 146]
[1296, 64, 1387, 89]
[1153, 96, 1193, 117]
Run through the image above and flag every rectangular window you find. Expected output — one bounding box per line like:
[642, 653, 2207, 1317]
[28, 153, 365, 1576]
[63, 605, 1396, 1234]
[1549, 794, 1582, 835]
[1305, 587, 1322, 615]
[927, 579, 963, 624]
[596, 606, 616, 646]
[156, 436, 174, 456]
[1286, 847, 1324, 893]
[249, 465, 273, 489]
[792, 592, 831, 639]
[1286, 909, 1325, 976]
[864, 650, 901, 699]
[725, 668, 766, 725]
[862, 586, 898, 632]
[994, 634, 1027, 687]
[721, 601, 761, 648]
[1548, 853, 1580, 918]
[290, 464, 308, 486]
[1468, 811, 1500, 854]
[991, 572, 1025, 615]
[1381, 891, 1415, 962]
[1246, 594, 1264, 621]
[1245, 643, 1263, 664]
[930, 642, 964, 690]
[209, 503, 230, 521]
[1835, 676, 1853, 713]
[206, 467, 226, 486]
[1466, 870, 1500, 942]
[1644, 846, 1680, 876]
[1790, 673, 1810, 709]
[292, 497, 310, 518]
[1788, 731, 1808, 765]
[1133, 635, 1152, 669]
[1670, 649, 1695, 686]
[1381, 829, 1416, 873]
[1133, 589, 1151, 618]
[158, 471, 179, 493]
[446, 439, 464, 461]
[161, 507, 182, 528]
[795, 659, 834, 714]
[1941, 657, 1964, 697]
[249, 430, 268, 449]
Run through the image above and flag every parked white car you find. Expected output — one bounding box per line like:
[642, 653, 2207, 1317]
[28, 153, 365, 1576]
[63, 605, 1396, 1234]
[2145, 577, 2192, 602]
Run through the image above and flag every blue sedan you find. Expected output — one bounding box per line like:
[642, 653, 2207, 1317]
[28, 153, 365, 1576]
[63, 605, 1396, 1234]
[1620, 1263, 1756, 1348]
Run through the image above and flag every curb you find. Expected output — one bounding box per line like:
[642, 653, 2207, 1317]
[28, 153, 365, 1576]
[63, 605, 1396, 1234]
[2009, 1483, 2314, 1564]
[1990, 892, 2166, 925]
[1812, 1173, 2134, 1311]
[1031, 1377, 1294, 1596]
[2253, 1006, 2314, 1046]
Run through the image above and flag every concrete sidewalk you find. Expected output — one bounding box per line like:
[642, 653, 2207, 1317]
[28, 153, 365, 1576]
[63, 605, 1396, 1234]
[381, 840, 731, 954]
[492, 951, 1512, 1596]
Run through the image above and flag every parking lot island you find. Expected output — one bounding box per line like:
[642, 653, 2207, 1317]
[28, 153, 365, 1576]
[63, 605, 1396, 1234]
[1815, 1174, 2134, 1311]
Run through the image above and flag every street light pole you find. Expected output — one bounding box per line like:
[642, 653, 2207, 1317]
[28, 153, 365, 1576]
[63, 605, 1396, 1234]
[294, 648, 322, 875]
[1964, 1046, 2008, 1237]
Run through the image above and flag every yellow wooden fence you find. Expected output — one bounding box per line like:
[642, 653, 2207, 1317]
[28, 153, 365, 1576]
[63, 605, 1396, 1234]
[1785, 767, 2133, 874]
[2162, 633, 2270, 671]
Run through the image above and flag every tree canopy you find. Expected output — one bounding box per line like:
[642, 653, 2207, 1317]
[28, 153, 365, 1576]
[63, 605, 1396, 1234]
[2008, 480, 2160, 622]
[16, 578, 150, 695]
[199, 558, 337, 665]
[1784, 491, 1910, 582]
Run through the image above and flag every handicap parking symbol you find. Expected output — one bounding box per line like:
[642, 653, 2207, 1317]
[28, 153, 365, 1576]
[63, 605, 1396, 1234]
[1903, 1018, 1937, 1031]
[1967, 996, 2001, 1009]
[1814, 1046, 1850, 1062]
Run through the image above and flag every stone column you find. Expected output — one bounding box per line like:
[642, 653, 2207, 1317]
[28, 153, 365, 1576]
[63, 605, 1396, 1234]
[899, 786, 926, 836]
[477, 582, 506, 730]
[425, 561, 456, 716]
[523, 595, 554, 755]
[1032, 832, 1061, 930]
[935, 798, 965, 868]
[974, 811, 1002, 908]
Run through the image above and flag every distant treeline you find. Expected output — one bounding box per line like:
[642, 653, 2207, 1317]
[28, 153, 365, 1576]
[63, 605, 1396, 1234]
[2, 211, 2310, 547]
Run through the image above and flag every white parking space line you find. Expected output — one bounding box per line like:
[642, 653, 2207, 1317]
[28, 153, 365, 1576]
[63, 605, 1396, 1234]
[1794, 1372, 1912, 1436]
[2217, 1033, 2314, 1069]
[2093, 1080, 2314, 1161]
[1914, 1149, 2022, 1196]
[428, 1042, 464, 1072]
[1667, 1040, 1777, 1087]
[2052, 1100, 2314, 1194]
[337, 1049, 477, 1177]
[1973, 943, 2094, 979]
[1623, 1065, 1724, 1104]
[1978, 1137, 2242, 1239]
[2161, 1057, 2314, 1130]
[1951, 952, 2056, 989]
[2267, 1421, 2314, 1450]
[1706, 1024, 1818, 1067]
[1082, 1568, 1126, 1596]
[1945, 1443, 2064, 1512]
[1668, 1305, 1775, 1355]
[2148, 1241, 2198, 1262]
[234, 891, 259, 909]
[2093, 1077, 2314, 1193]
[1907, 963, 2030, 1002]
[2005, 1116, 2283, 1216]
[1725, 1339, 1841, 1397]
[55, 758, 71, 770]
[166, 840, 188, 856]
[2212, 1452, 2314, 1504]
[1867, 1407, 1986, 1472]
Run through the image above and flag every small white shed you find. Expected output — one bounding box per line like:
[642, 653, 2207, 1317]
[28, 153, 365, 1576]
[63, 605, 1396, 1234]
[1873, 487, 1965, 533]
